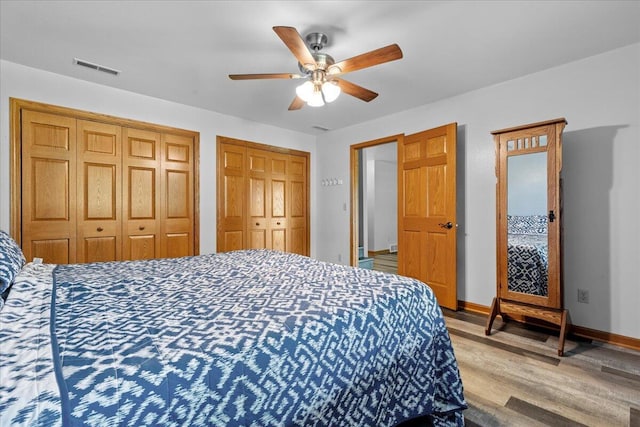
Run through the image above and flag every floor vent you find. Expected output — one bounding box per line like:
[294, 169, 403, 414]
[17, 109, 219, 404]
[389, 243, 398, 253]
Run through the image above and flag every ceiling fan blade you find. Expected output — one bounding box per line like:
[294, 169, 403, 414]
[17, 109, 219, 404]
[334, 78, 378, 102]
[273, 26, 317, 70]
[329, 44, 403, 75]
[229, 73, 303, 80]
[288, 96, 305, 110]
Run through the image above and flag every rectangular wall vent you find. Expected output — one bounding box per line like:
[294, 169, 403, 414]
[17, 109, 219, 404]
[73, 58, 120, 76]
[312, 125, 330, 132]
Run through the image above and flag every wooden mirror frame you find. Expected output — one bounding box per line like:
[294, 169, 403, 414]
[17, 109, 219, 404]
[485, 118, 570, 356]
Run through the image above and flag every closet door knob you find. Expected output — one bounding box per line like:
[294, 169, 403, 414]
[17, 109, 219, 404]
[438, 222, 453, 229]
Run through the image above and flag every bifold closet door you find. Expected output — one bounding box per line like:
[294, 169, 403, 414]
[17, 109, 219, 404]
[76, 120, 122, 263]
[161, 133, 195, 258]
[288, 154, 308, 256]
[216, 137, 309, 256]
[247, 148, 288, 252]
[217, 142, 246, 252]
[123, 128, 161, 260]
[20, 110, 77, 264]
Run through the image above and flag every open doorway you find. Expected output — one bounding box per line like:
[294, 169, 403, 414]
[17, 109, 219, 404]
[350, 135, 402, 273]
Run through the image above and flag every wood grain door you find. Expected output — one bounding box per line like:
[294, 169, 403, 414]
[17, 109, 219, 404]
[123, 128, 161, 260]
[21, 110, 77, 264]
[247, 148, 269, 249]
[288, 154, 308, 256]
[269, 152, 288, 252]
[76, 120, 122, 263]
[161, 133, 194, 258]
[217, 142, 246, 252]
[398, 123, 457, 309]
[216, 137, 309, 255]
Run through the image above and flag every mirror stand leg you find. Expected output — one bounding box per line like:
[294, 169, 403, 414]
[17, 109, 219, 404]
[558, 309, 570, 356]
[485, 297, 500, 335]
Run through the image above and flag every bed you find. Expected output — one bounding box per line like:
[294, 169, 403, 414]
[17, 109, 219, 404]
[507, 215, 549, 296]
[0, 231, 466, 426]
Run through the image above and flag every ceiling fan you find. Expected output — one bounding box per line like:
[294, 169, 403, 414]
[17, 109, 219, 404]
[229, 26, 403, 110]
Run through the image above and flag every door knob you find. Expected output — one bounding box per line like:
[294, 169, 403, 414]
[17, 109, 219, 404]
[438, 222, 453, 229]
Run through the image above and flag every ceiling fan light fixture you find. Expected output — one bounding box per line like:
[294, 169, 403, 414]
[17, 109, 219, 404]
[307, 85, 325, 107]
[296, 81, 315, 102]
[322, 81, 341, 103]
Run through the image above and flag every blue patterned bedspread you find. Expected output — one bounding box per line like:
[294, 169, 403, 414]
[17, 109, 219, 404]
[507, 234, 549, 296]
[1, 250, 466, 426]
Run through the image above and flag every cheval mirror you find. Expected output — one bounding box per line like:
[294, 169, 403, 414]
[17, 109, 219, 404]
[485, 118, 569, 356]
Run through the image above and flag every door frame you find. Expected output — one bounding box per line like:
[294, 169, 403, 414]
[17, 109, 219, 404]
[350, 125, 458, 310]
[349, 134, 403, 267]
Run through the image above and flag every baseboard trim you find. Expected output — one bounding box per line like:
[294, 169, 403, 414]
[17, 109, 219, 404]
[457, 300, 490, 316]
[368, 249, 391, 256]
[456, 300, 640, 352]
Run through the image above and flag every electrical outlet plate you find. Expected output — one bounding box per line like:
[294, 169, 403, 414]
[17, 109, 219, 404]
[577, 289, 589, 304]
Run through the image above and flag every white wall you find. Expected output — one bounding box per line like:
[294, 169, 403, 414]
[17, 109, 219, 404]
[315, 44, 640, 338]
[0, 60, 317, 256]
[2, 43, 638, 339]
[373, 159, 397, 252]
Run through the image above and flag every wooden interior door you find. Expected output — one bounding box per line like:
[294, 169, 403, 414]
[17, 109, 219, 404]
[21, 110, 77, 264]
[161, 133, 195, 258]
[123, 128, 161, 260]
[76, 120, 122, 263]
[217, 142, 246, 252]
[398, 123, 457, 309]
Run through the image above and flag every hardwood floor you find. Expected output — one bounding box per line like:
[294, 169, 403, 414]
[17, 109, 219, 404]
[442, 309, 640, 426]
[372, 252, 397, 274]
[368, 253, 638, 425]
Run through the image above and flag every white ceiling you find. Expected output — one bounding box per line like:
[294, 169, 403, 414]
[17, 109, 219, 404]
[1, 1, 639, 135]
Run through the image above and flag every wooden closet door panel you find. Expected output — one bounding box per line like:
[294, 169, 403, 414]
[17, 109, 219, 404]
[123, 128, 161, 260]
[216, 137, 309, 256]
[76, 120, 122, 263]
[269, 152, 288, 251]
[288, 155, 307, 256]
[248, 148, 270, 249]
[217, 142, 246, 252]
[21, 110, 77, 263]
[161, 133, 194, 258]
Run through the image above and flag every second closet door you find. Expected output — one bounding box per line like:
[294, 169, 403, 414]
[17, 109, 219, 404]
[247, 148, 288, 251]
[76, 120, 122, 263]
[123, 128, 161, 260]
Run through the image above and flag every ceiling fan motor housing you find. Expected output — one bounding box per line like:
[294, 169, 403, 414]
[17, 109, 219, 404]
[306, 32, 327, 51]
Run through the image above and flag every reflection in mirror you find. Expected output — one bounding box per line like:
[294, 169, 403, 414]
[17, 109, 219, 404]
[507, 151, 548, 296]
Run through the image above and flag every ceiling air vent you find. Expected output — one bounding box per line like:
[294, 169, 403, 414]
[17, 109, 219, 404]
[312, 125, 330, 132]
[73, 58, 120, 76]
